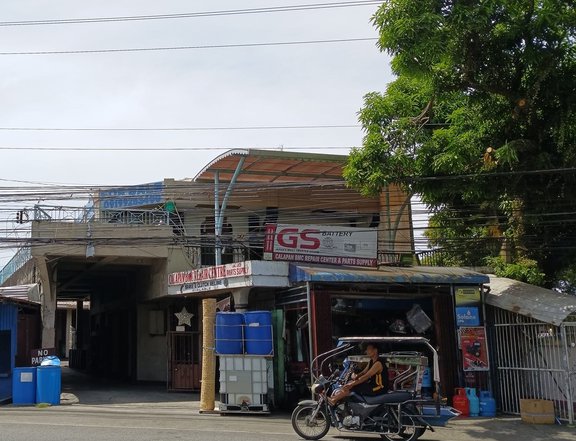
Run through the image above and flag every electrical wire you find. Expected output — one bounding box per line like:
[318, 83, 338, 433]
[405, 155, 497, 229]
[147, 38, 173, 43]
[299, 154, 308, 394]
[0, 37, 377, 56]
[0, 124, 361, 132]
[0, 1, 383, 27]
[0, 146, 352, 151]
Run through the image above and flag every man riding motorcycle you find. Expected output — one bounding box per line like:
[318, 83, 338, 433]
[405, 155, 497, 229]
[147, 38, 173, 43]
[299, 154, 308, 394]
[328, 342, 388, 405]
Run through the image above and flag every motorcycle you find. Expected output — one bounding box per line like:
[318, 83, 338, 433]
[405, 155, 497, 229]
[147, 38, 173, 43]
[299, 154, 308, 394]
[291, 336, 452, 441]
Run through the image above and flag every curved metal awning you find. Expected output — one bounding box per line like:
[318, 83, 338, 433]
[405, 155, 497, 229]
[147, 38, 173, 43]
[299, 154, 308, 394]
[486, 276, 576, 326]
[193, 149, 348, 183]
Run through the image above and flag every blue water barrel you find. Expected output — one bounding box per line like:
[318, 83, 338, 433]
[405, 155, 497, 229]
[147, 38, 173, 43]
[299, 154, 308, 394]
[36, 365, 61, 405]
[244, 311, 273, 356]
[12, 367, 36, 405]
[215, 312, 244, 355]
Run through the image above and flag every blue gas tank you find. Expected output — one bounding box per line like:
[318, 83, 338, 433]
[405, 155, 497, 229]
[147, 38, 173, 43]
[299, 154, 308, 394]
[479, 391, 497, 417]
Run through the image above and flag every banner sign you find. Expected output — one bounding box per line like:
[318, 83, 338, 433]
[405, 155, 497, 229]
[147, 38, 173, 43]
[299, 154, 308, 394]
[460, 327, 489, 371]
[99, 182, 163, 209]
[263, 224, 378, 267]
[456, 307, 480, 327]
[168, 262, 249, 286]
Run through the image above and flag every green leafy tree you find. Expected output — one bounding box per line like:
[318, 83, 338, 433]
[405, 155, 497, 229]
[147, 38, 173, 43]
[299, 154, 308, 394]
[344, 1, 576, 287]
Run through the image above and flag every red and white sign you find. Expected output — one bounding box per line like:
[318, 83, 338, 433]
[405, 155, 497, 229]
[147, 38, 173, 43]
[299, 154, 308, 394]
[264, 224, 377, 267]
[168, 261, 249, 286]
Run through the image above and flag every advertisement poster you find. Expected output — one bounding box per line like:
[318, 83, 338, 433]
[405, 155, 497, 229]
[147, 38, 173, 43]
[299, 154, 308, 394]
[460, 327, 489, 371]
[455, 306, 481, 327]
[263, 224, 377, 267]
[455, 286, 481, 305]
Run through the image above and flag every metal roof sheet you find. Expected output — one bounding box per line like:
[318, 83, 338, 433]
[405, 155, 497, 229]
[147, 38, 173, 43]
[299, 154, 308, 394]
[194, 149, 347, 183]
[289, 264, 489, 285]
[0, 283, 41, 306]
[486, 276, 576, 326]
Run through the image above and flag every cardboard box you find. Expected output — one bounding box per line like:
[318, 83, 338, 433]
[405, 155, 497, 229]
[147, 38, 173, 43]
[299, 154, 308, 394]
[519, 399, 555, 424]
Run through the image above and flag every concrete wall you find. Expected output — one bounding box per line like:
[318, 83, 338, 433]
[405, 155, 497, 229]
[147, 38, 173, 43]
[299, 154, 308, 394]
[136, 303, 167, 382]
[31, 221, 173, 260]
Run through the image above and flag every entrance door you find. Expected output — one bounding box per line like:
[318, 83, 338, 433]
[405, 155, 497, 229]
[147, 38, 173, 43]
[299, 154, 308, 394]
[168, 332, 201, 391]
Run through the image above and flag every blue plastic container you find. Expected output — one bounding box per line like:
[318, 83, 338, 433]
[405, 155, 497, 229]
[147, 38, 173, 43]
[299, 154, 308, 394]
[12, 367, 36, 405]
[244, 311, 273, 356]
[36, 365, 61, 405]
[215, 312, 244, 355]
[479, 391, 497, 417]
[421, 405, 461, 426]
[466, 387, 480, 417]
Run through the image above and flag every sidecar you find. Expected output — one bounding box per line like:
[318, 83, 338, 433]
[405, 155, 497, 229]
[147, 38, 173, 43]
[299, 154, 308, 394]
[313, 336, 461, 428]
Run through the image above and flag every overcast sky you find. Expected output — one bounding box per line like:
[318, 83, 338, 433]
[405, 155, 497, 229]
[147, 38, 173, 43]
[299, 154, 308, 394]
[0, 1, 395, 267]
[0, 0, 392, 185]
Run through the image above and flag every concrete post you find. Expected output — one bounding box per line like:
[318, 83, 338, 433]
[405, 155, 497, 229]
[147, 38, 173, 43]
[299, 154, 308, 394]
[232, 287, 250, 312]
[37, 258, 57, 348]
[65, 309, 73, 357]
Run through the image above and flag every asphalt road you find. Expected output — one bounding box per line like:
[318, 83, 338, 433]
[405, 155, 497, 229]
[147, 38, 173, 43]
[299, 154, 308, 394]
[0, 406, 575, 441]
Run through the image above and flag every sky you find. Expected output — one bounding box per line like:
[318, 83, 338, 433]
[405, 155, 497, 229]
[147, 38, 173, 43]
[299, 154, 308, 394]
[0, 0, 392, 185]
[0, 1, 396, 266]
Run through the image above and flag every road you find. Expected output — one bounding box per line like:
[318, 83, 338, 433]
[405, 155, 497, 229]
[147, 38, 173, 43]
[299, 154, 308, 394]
[0, 406, 574, 441]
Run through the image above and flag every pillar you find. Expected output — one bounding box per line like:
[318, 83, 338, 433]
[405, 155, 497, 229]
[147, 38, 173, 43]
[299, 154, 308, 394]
[200, 298, 216, 412]
[37, 258, 57, 348]
[65, 309, 73, 357]
[232, 287, 250, 312]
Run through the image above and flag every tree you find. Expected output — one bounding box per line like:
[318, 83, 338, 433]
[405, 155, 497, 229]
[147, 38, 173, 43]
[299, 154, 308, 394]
[344, 1, 576, 287]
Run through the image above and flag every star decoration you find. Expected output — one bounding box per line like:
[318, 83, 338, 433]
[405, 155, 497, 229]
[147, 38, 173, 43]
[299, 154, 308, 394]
[175, 307, 194, 327]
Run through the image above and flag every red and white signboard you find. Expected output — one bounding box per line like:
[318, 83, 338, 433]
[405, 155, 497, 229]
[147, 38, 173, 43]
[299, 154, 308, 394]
[168, 261, 249, 286]
[264, 224, 378, 267]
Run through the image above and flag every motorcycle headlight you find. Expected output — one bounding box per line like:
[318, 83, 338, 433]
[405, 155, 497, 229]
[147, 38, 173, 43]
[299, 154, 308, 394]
[311, 382, 325, 394]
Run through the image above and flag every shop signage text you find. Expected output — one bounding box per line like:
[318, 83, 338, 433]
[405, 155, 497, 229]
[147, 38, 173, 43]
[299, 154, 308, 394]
[30, 348, 56, 366]
[264, 224, 377, 267]
[169, 262, 249, 286]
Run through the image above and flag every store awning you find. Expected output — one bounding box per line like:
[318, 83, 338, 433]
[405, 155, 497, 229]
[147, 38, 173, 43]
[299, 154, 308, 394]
[0, 283, 41, 306]
[289, 264, 489, 285]
[486, 276, 576, 326]
[194, 149, 347, 183]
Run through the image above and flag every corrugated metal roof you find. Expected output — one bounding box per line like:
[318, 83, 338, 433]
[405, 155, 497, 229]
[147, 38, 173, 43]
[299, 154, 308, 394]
[194, 149, 347, 183]
[289, 264, 489, 285]
[486, 276, 576, 326]
[0, 284, 40, 306]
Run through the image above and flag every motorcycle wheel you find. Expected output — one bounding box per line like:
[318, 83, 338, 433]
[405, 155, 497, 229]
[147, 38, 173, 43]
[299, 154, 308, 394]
[380, 410, 425, 441]
[291, 404, 331, 440]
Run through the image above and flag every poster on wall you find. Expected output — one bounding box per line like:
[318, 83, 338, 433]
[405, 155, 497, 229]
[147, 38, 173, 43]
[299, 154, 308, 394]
[455, 286, 481, 305]
[460, 327, 489, 371]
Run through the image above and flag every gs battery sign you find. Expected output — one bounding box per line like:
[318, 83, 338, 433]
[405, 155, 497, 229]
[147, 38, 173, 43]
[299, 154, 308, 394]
[264, 224, 377, 267]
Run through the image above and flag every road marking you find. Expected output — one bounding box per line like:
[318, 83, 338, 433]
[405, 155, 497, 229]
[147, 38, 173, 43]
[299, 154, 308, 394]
[0, 420, 292, 436]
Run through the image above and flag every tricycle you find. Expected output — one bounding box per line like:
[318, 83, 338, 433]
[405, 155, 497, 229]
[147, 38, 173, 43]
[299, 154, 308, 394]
[291, 336, 460, 440]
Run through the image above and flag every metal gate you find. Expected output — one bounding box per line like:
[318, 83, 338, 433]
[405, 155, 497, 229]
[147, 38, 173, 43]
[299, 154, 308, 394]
[167, 331, 201, 391]
[489, 307, 576, 423]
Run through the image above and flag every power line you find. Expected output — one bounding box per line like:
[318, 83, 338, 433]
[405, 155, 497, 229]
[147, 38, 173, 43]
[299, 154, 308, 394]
[0, 146, 352, 151]
[0, 1, 382, 27]
[0, 124, 360, 132]
[0, 37, 377, 56]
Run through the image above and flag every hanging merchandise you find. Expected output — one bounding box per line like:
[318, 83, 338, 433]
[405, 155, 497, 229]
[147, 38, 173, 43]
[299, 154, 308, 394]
[389, 319, 408, 334]
[406, 304, 433, 333]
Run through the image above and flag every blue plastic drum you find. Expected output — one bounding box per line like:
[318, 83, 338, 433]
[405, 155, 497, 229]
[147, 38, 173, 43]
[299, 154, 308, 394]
[215, 312, 244, 354]
[244, 311, 273, 356]
[36, 365, 61, 405]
